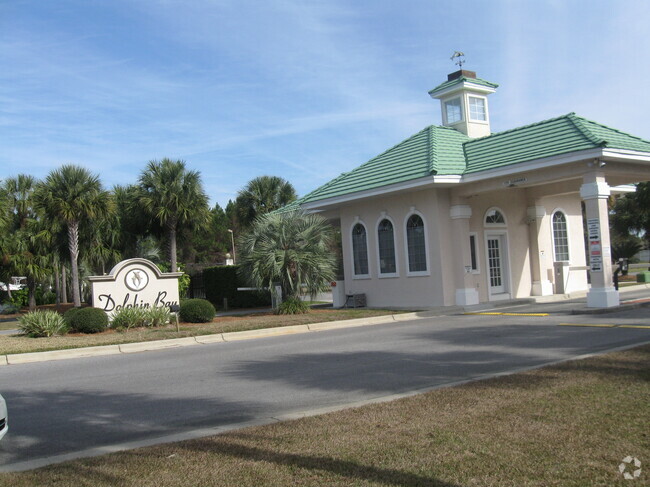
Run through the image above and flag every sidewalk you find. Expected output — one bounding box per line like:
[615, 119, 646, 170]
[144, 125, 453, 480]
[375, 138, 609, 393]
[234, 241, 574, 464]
[1, 285, 649, 364]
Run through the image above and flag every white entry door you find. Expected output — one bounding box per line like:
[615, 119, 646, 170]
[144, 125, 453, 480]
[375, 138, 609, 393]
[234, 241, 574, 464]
[486, 235, 507, 295]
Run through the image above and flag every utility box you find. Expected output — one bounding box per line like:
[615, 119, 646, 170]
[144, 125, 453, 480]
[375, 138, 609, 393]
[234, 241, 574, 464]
[553, 261, 570, 294]
[637, 271, 650, 283]
[331, 281, 346, 308]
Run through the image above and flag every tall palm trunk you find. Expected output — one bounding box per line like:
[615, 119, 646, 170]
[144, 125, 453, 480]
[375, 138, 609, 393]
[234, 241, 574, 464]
[27, 276, 37, 311]
[168, 219, 178, 272]
[61, 266, 68, 304]
[68, 220, 81, 307]
[54, 263, 61, 307]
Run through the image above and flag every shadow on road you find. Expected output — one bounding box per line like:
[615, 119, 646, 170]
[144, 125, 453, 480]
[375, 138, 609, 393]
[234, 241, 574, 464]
[0, 388, 257, 465]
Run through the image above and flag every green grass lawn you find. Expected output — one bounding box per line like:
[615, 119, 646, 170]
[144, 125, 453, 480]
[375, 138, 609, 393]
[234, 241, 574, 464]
[1, 345, 648, 486]
[0, 308, 401, 355]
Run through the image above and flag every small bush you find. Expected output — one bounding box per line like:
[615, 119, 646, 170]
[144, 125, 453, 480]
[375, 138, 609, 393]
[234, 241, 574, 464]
[111, 307, 150, 331]
[69, 307, 109, 334]
[110, 306, 171, 331]
[179, 299, 215, 323]
[9, 288, 28, 307]
[63, 307, 82, 325]
[19, 310, 69, 337]
[275, 297, 309, 315]
[0, 303, 19, 315]
[147, 306, 172, 327]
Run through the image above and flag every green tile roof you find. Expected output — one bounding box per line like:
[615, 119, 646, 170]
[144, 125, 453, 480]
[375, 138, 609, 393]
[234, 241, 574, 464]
[428, 76, 499, 97]
[293, 113, 650, 207]
[298, 126, 468, 204]
[463, 113, 650, 173]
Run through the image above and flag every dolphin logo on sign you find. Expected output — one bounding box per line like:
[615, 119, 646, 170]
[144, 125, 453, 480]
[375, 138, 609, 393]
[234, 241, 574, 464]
[125, 269, 149, 291]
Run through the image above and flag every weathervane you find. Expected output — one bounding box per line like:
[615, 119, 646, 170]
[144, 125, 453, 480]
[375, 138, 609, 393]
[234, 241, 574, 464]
[450, 51, 465, 68]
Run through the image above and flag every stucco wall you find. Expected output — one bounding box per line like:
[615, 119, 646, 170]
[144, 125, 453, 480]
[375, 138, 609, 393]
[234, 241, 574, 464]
[337, 186, 589, 308]
[340, 189, 447, 308]
[536, 194, 589, 294]
[462, 189, 532, 301]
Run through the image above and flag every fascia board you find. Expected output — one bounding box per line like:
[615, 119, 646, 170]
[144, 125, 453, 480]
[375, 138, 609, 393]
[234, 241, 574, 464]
[602, 148, 650, 162]
[302, 175, 438, 210]
[301, 147, 645, 211]
[460, 148, 605, 184]
[430, 81, 496, 99]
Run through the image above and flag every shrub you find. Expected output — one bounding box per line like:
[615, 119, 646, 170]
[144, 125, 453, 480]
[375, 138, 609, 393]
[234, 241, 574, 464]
[179, 299, 215, 323]
[0, 303, 19, 315]
[9, 288, 28, 308]
[63, 307, 82, 326]
[275, 296, 309, 315]
[35, 287, 56, 305]
[69, 307, 109, 334]
[19, 310, 69, 337]
[147, 306, 172, 327]
[111, 307, 150, 331]
[110, 306, 172, 331]
[203, 265, 272, 309]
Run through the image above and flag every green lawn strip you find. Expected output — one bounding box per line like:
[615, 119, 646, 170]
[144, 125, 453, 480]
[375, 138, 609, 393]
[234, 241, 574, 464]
[0, 309, 403, 355]
[1, 345, 648, 486]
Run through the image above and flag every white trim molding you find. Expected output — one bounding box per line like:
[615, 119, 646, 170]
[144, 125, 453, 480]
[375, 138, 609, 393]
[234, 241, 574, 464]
[455, 287, 479, 306]
[586, 287, 619, 308]
[450, 205, 472, 220]
[580, 181, 611, 200]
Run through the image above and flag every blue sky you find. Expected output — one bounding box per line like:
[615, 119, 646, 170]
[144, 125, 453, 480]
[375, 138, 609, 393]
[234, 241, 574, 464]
[2, 0, 649, 207]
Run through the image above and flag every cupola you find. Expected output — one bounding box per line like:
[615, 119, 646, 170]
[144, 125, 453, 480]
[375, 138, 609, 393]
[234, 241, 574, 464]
[428, 69, 498, 138]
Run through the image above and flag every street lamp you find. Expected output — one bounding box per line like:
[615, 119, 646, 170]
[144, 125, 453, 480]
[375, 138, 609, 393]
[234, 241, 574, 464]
[227, 229, 236, 264]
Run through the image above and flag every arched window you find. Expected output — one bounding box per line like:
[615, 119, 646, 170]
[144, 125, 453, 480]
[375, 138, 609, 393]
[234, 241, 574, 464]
[552, 211, 569, 261]
[377, 219, 397, 274]
[406, 214, 427, 272]
[484, 208, 506, 226]
[351, 223, 369, 276]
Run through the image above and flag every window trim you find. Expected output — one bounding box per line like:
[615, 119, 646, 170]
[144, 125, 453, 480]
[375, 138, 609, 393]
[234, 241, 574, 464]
[469, 232, 480, 274]
[443, 96, 463, 125]
[484, 207, 507, 227]
[403, 210, 430, 277]
[467, 94, 489, 123]
[350, 220, 370, 279]
[376, 215, 399, 278]
[550, 209, 570, 262]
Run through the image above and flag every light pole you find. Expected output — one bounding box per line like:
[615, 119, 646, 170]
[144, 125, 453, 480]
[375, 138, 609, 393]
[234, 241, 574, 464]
[227, 229, 236, 264]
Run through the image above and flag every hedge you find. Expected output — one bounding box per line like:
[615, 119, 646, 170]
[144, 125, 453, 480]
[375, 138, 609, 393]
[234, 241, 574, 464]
[202, 265, 271, 309]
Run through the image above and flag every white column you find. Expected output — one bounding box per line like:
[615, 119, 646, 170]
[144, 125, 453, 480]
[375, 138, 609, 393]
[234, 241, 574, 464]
[450, 204, 479, 306]
[527, 205, 553, 296]
[580, 172, 619, 308]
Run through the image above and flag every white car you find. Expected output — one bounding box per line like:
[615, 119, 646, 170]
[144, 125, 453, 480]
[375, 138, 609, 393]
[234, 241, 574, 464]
[0, 394, 7, 440]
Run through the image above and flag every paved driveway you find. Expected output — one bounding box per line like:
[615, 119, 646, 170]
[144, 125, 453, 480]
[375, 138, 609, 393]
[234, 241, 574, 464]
[0, 308, 649, 471]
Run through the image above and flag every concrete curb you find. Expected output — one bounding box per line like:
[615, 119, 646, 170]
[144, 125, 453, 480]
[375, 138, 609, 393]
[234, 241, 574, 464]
[2, 299, 648, 365]
[571, 299, 650, 315]
[0, 313, 417, 366]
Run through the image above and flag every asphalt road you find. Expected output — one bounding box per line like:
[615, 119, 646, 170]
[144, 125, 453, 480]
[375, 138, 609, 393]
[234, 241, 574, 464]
[1, 308, 649, 471]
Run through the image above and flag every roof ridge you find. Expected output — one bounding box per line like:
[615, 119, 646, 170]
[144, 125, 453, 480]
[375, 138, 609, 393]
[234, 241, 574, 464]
[571, 114, 650, 145]
[566, 113, 606, 147]
[464, 112, 578, 145]
[427, 126, 437, 174]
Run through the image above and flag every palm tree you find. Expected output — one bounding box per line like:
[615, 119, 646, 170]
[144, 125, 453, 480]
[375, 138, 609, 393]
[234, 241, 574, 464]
[1, 175, 52, 309]
[34, 165, 113, 307]
[235, 176, 297, 229]
[137, 159, 209, 272]
[4, 174, 36, 229]
[238, 210, 336, 301]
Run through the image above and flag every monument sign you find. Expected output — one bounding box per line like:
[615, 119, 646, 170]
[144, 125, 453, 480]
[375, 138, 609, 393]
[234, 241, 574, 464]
[88, 258, 182, 316]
